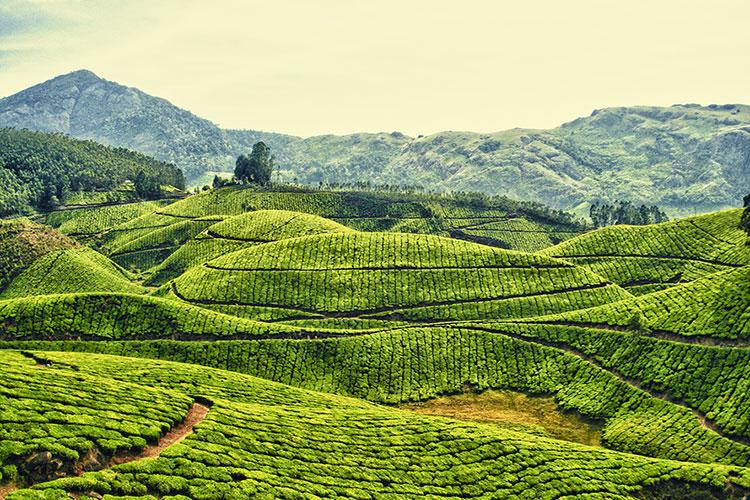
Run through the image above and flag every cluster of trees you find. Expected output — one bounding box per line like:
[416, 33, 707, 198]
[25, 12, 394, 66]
[0, 128, 185, 215]
[199, 142, 277, 192]
[589, 201, 668, 227]
[234, 142, 275, 185]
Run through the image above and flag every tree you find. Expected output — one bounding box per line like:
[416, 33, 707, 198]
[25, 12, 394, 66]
[38, 183, 60, 211]
[234, 142, 275, 185]
[134, 170, 161, 199]
[212, 175, 223, 189]
[628, 312, 650, 334]
[740, 193, 750, 238]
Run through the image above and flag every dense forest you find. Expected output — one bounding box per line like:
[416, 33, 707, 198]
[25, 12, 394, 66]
[0, 128, 185, 216]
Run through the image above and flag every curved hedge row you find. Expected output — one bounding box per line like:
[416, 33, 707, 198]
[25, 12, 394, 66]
[540, 209, 750, 292]
[4, 350, 749, 499]
[146, 210, 353, 285]
[0, 351, 192, 487]
[535, 266, 750, 340]
[10, 329, 750, 468]
[0, 293, 305, 340]
[169, 232, 629, 322]
[469, 321, 750, 440]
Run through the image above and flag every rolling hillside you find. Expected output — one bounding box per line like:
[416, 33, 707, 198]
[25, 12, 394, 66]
[2, 70, 748, 214]
[0, 183, 749, 497]
[0, 219, 79, 291]
[539, 208, 750, 295]
[2, 350, 748, 498]
[48, 186, 585, 274]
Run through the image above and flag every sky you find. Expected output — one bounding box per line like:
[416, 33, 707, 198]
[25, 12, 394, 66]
[1, 0, 749, 137]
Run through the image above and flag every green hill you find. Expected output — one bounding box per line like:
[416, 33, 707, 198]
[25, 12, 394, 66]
[0, 292, 304, 340]
[41, 200, 172, 239]
[147, 210, 353, 285]
[1, 182, 750, 498]
[168, 231, 629, 326]
[3, 350, 748, 498]
[97, 186, 585, 273]
[0, 219, 79, 291]
[539, 209, 750, 295]
[526, 265, 750, 341]
[0, 247, 145, 299]
[0, 127, 185, 216]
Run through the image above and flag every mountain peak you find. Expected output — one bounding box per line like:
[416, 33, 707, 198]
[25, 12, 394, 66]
[48, 69, 104, 87]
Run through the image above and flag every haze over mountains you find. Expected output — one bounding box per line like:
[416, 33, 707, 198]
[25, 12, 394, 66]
[1, 69, 748, 215]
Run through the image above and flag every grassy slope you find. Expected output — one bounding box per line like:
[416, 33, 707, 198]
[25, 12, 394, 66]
[0, 247, 145, 299]
[523, 265, 750, 340]
[0, 292, 310, 340]
[538, 209, 749, 295]
[1, 197, 749, 498]
[168, 231, 630, 323]
[0, 220, 79, 292]
[146, 210, 353, 285]
[9, 328, 750, 469]
[3, 350, 749, 498]
[41, 200, 171, 237]
[90, 186, 585, 273]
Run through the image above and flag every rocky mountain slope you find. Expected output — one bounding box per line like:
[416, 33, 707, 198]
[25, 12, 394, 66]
[1, 70, 748, 214]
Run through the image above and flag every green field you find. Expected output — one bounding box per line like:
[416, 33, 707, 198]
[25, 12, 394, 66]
[0, 186, 748, 498]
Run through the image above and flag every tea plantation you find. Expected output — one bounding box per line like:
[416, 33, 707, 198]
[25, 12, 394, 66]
[0, 186, 748, 498]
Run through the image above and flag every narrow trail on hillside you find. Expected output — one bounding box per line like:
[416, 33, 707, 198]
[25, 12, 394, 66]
[110, 243, 180, 257]
[112, 402, 209, 465]
[548, 253, 741, 268]
[459, 325, 750, 448]
[516, 321, 750, 348]
[203, 262, 567, 272]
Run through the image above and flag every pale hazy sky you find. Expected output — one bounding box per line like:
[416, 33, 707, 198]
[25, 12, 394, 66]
[1, 0, 748, 137]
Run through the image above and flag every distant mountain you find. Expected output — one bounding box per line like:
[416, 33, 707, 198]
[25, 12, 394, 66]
[0, 70, 292, 180]
[388, 105, 750, 215]
[2, 70, 748, 214]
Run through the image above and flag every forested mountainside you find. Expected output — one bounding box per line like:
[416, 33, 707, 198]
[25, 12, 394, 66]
[1, 70, 748, 215]
[0, 128, 185, 216]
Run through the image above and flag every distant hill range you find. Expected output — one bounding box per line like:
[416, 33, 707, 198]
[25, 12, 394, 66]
[1, 69, 748, 214]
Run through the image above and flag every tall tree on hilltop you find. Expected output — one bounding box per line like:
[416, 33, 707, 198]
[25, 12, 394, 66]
[740, 193, 750, 238]
[235, 142, 275, 186]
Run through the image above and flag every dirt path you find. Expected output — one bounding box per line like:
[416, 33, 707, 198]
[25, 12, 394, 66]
[113, 402, 210, 465]
[0, 483, 18, 500]
[0, 401, 210, 497]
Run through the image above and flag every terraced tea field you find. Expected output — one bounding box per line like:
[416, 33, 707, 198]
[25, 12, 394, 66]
[0, 188, 748, 498]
